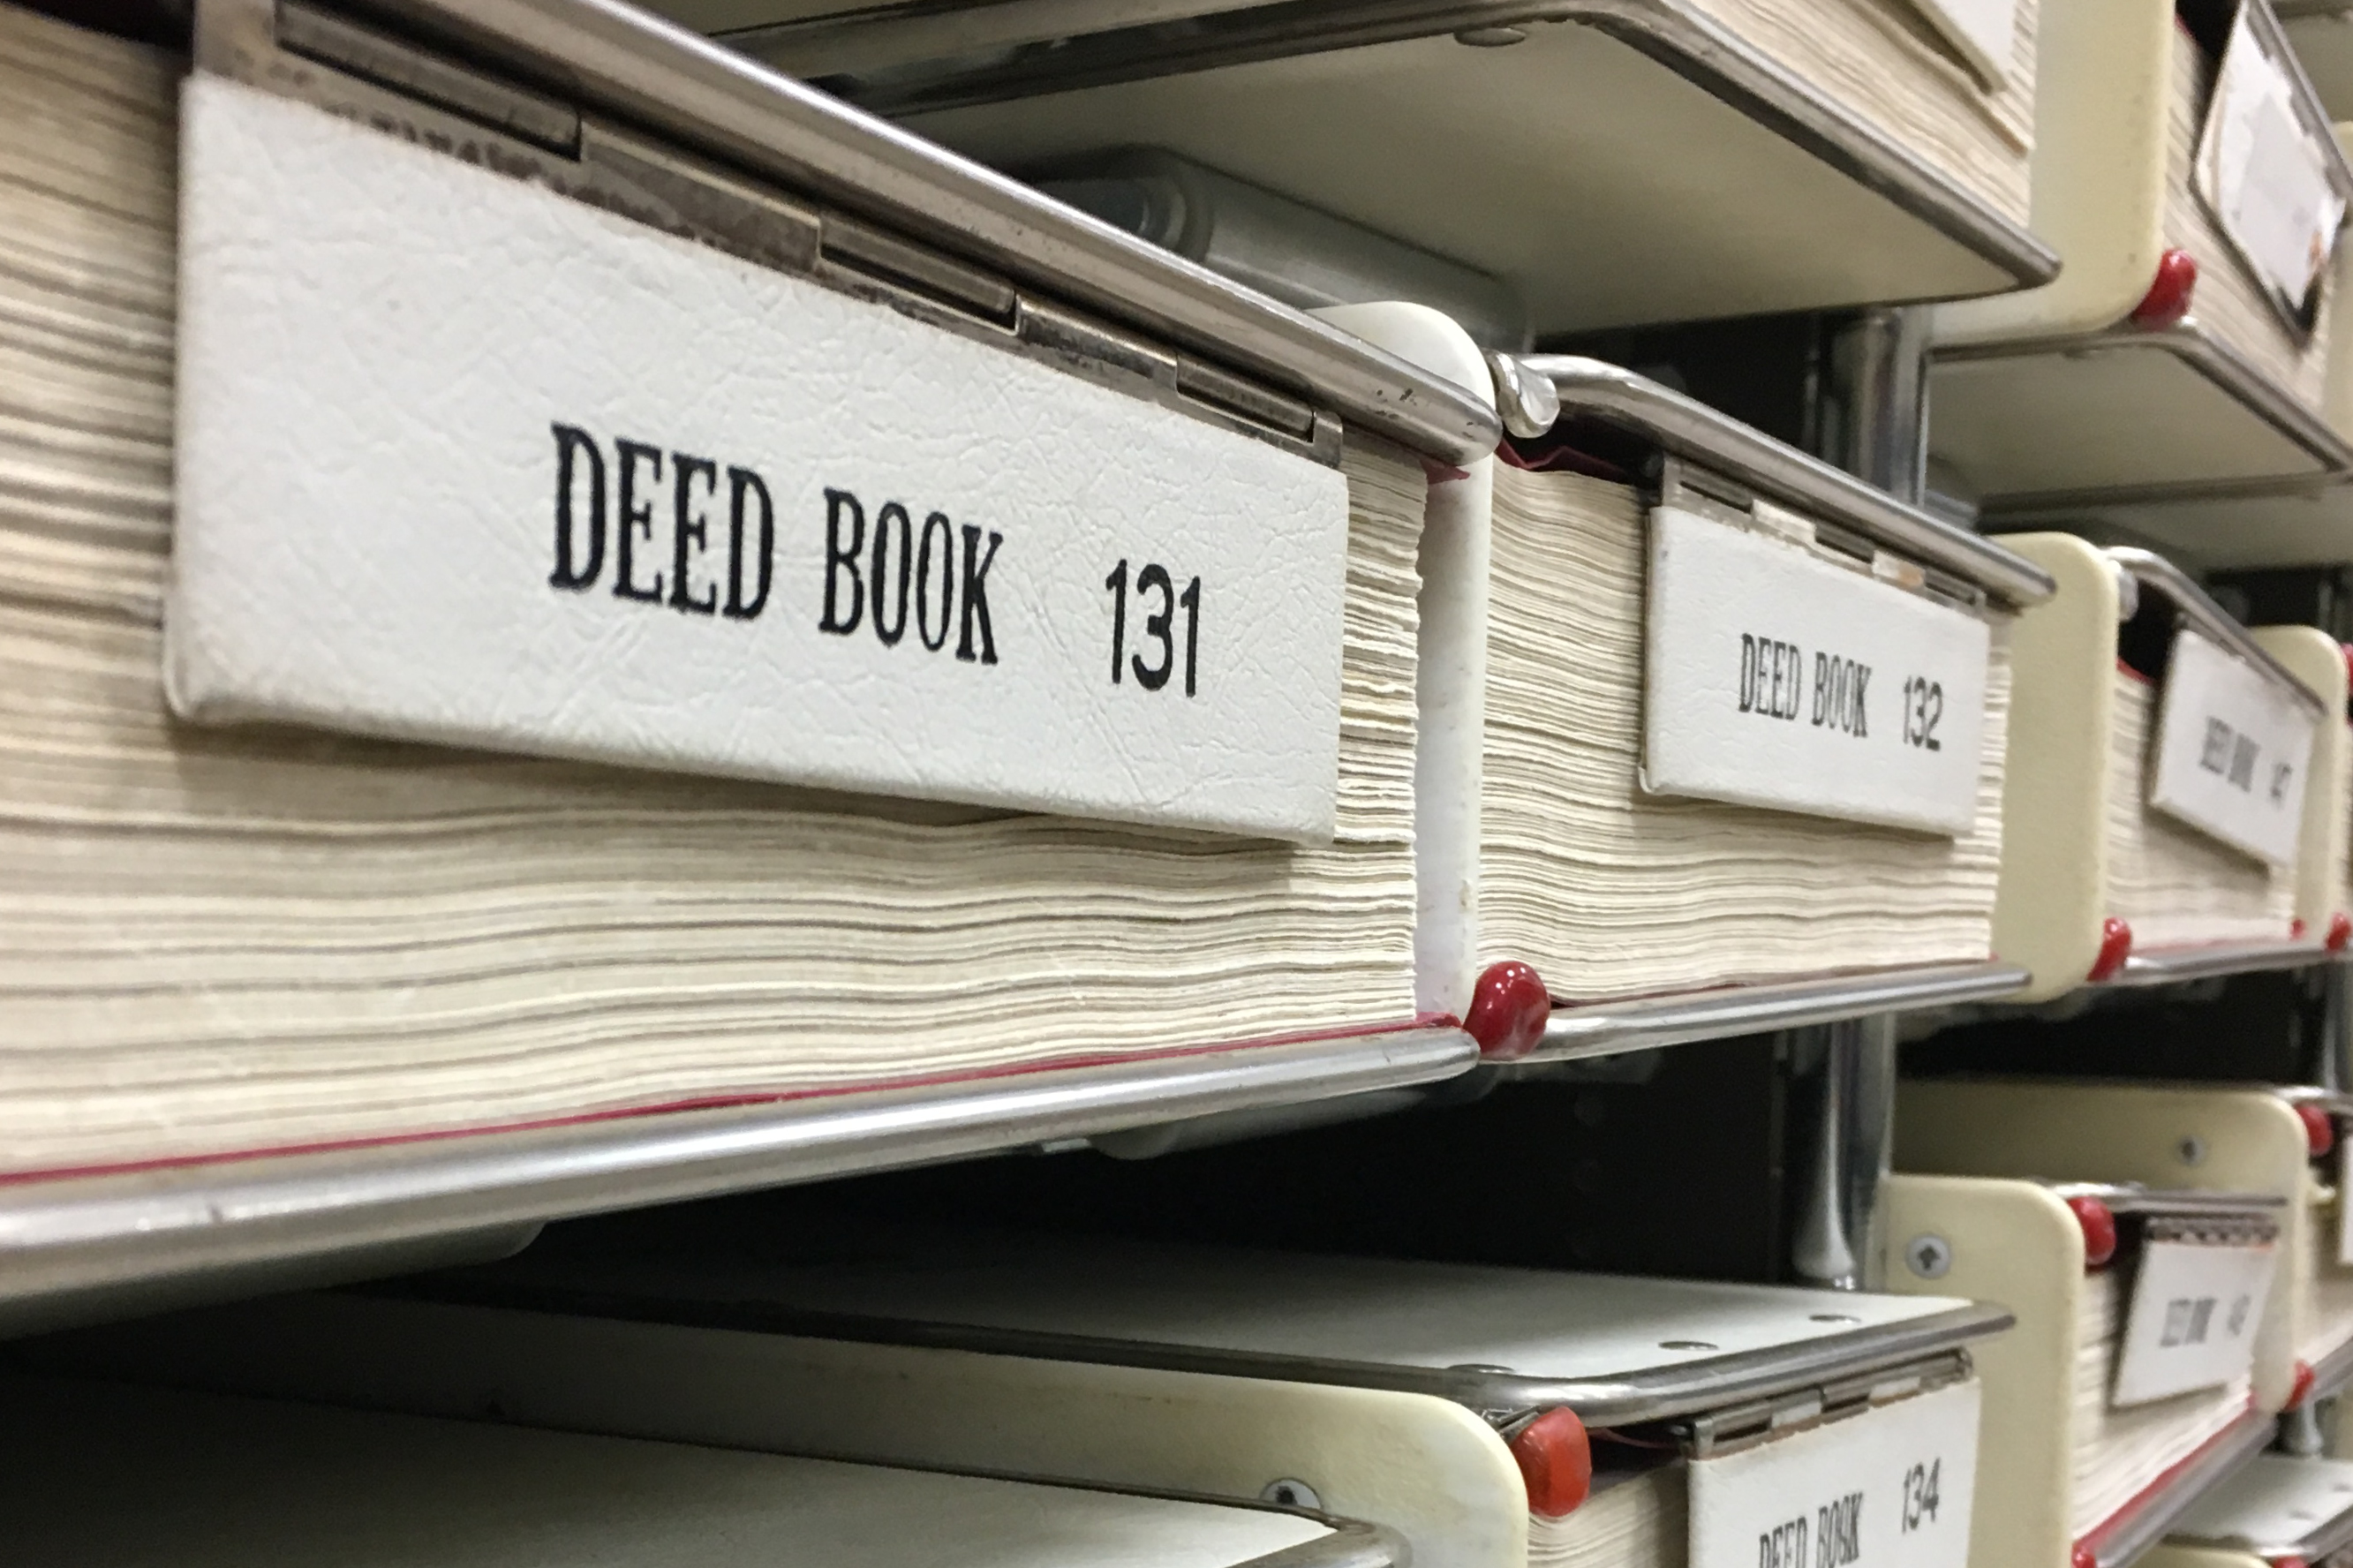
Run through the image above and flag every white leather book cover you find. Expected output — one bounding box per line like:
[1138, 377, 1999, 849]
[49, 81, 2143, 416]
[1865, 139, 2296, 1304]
[166, 76, 1352, 843]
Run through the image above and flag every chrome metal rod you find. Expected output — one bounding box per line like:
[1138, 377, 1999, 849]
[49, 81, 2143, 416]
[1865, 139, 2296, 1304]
[2102, 941, 2337, 989]
[1535, 962, 2030, 1061]
[1825, 307, 1931, 506]
[0, 1028, 1478, 1333]
[1512, 355, 2055, 606]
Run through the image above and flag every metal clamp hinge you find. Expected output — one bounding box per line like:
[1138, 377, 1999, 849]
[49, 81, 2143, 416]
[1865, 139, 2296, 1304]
[210, 0, 1344, 465]
[1657, 457, 1987, 614]
[1678, 1349, 1973, 1459]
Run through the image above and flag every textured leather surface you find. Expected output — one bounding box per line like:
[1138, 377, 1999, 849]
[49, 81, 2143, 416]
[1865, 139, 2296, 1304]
[165, 77, 1351, 843]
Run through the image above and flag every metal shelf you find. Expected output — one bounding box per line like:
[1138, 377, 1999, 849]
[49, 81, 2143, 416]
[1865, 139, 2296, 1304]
[1935, 322, 2353, 509]
[2075, 1406, 2279, 1568]
[0, 1027, 1476, 1337]
[719, 0, 2059, 325]
[1535, 961, 2031, 1061]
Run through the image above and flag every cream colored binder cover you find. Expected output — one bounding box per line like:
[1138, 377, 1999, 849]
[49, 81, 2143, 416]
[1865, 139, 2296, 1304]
[1897, 1080, 2328, 1411]
[2, 1369, 1373, 1567]
[406, 1225, 2003, 1568]
[1991, 536, 2311, 996]
[30, 1293, 1529, 1568]
[1882, 1174, 2277, 1568]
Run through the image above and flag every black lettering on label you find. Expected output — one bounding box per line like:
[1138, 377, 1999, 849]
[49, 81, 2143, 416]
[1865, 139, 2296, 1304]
[2200, 717, 2233, 774]
[916, 511, 954, 652]
[723, 465, 773, 621]
[1815, 1492, 1862, 1568]
[549, 423, 607, 591]
[1758, 1513, 1807, 1568]
[613, 439, 665, 603]
[871, 501, 912, 647]
[668, 453, 718, 615]
[552, 426, 776, 621]
[958, 524, 1001, 665]
[819, 487, 865, 636]
[1808, 652, 1872, 737]
[1737, 635, 1814, 721]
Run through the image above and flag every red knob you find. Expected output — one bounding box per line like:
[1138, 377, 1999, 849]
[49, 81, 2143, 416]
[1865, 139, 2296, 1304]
[2294, 917, 2310, 940]
[2289, 1361, 2319, 1412]
[2330, 913, 2352, 953]
[2130, 248, 2198, 328]
[2300, 1104, 2337, 1159]
[2087, 918, 2132, 983]
[2073, 1544, 2100, 1568]
[2068, 1195, 2119, 1269]
[1508, 1406, 1592, 1519]
[2272, 1556, 2311, 1568]
[1464, 961, 1551, 1061]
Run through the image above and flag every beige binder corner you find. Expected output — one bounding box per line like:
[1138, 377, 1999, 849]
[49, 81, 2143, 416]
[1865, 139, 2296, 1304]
[1991, 533, 2122, 997]
[1882, 1173, 2085, 1568]
[2248, 624, 2353, 939]
[1934, 0, 2175, 344]
[1897, 1080, 2311, 1412]
[25, 1292, 1530, 1568]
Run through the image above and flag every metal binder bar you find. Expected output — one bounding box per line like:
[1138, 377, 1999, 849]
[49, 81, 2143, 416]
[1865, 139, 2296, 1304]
[2096, 939, 2337, 986]
[286, 0, 1497, 466]
[2107, 547, 2335, 719]
[1534, 961, 2030, 1062]
[0, 1028, 1477, 1336]
[1506, 355, 2057, 607]
[2040, 1182, 2289, 1222]
[2075, 1406, 2279, 1568]
[732, 0, 2058, 295]
[1950, 325, 2353, 510]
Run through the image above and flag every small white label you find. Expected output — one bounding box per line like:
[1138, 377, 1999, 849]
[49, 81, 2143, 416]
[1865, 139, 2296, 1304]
[1688, 1380, 1980, 1568]
[166, 78, 1353, 843]
[2112, 1237, 2277, 1407]
[1902, 0, 2017, 87]
[1642, 504, 1992, 836]
[2195, 3, 2345, 318]
[2148, 629, 2318, 866]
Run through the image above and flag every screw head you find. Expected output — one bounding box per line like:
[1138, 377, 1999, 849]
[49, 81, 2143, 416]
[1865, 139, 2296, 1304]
[2178, 1135, 2206, 1166]
[1261, 1480, 1322, 1511]
[1905, 1233, 1953, 1279]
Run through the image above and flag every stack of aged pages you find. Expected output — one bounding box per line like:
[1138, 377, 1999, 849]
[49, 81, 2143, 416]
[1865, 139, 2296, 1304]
[0, 3, 1445, 1176]
[1477, 464, 2011, 1002]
